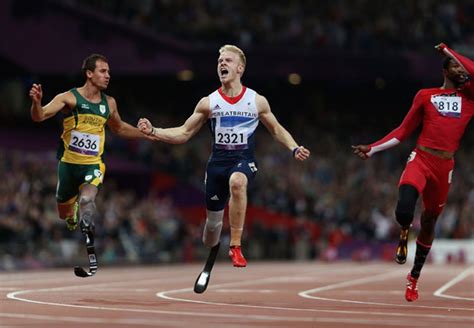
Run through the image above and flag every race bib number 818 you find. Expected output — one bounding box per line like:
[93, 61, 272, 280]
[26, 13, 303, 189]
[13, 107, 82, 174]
[431, 95, 462, 118]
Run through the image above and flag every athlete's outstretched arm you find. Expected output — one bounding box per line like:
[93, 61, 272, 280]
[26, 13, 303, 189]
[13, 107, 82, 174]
[257, 94, 310, 161]
[352, 91, 424, 159]
[106, 96, 151, 139]
[30, 84, 73, 122]
[137, 97, 210, 144]
[436, 43, 474, 76]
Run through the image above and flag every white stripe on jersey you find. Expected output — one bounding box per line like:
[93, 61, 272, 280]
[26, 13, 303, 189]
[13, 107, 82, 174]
[367, 138, 400, 156]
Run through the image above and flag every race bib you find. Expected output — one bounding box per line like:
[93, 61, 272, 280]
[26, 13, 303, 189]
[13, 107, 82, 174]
[69, 130, 100, 156]
[431, 95, 462, 118]
[215, 127, 248, 150]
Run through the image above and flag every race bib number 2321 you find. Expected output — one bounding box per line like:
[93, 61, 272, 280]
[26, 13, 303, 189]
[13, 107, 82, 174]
[215, 127, 248, 150]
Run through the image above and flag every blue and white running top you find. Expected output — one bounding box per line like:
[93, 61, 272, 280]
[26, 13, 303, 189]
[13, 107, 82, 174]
[208, 86, 259, 161]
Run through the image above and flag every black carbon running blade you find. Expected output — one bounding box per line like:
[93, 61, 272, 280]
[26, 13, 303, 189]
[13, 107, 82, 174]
[194, 243, 220, 293]
[74, 231, 98, 278]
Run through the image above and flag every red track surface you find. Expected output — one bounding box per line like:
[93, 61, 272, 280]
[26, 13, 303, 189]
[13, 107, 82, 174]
[1, 262, 473, 327]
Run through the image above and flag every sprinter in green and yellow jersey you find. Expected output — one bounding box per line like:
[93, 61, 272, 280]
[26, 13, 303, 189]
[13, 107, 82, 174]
[29, 54, 151, 236]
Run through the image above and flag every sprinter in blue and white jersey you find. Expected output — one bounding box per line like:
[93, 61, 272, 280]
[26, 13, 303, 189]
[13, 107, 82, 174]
[138, 45, 310, 268]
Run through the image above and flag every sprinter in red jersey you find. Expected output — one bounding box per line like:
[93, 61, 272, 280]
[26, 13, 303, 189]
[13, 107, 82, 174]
[352, 43, 473, 302]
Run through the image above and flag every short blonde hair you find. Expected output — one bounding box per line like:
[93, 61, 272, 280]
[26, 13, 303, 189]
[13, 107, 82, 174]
[219, 45, 246, 68]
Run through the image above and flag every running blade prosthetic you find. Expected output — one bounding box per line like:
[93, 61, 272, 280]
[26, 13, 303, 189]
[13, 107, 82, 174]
[395, 228, 409, 264]
[194, 243, 220, 293]
[74, 220, 97, 277]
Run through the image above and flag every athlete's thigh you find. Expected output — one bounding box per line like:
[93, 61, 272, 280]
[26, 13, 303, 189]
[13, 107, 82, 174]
[205, 161, 231, 211]
[56, 161, 80, 204]
[422, 161, 454, 215]
[229, 159, 258, 187]
[398, 151, 428, 194]
[78, 162, 106, 192]
[56, 162, 105, 204]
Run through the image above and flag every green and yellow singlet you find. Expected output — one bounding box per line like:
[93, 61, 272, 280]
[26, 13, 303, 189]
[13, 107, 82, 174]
[57, 88, 110, 165]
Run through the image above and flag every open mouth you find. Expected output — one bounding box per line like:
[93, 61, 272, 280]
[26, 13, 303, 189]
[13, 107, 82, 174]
[220, 68, 229, 78]
[456, 74, 468, 83]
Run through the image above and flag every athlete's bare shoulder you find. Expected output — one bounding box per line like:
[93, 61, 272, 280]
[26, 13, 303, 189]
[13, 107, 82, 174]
[58, 90, 76, 101]
[255, 93, 270, 114]
[56, 90, 77, 111]
[105, 94, 117, 106]
[195, 96, 211, 114]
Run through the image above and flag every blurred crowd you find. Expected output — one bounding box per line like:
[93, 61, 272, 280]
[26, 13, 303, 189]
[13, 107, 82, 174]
[1, 119, 472, 269]
[74, 0, 474, 52]
[1, 0, 473, 270]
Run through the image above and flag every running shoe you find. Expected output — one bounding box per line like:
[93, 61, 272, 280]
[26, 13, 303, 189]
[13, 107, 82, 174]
[229, 246, 247, 267]
[405, 273, 419, 302]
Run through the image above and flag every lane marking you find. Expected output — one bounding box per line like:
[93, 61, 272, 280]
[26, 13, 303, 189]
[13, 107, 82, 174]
[5, 264, 473, 325]
[299, 269, 474, 311]
[0, 311, 438, 327]
[214, 289, 276, 293]
[0, 312, 185, 327]
[157, 269, 474, 320]
[434, 266, 474, 301]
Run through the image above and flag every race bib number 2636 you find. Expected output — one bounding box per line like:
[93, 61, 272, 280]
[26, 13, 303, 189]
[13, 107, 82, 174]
[69, 130, 100, 156]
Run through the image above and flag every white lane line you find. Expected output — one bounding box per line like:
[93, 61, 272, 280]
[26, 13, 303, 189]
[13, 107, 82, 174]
[157, 271, 474, 321]
[214, 289, 276, 293]
[299, 269, 474, 311]
[5, 270, 395, 325]
[434, 266, 474, 301]
[6, 264, 473, 324]
[0, 311, 438, 327]
[7, 287, 324, 323]
[0, 312, 185, 327]
[300, 270, 401, 294]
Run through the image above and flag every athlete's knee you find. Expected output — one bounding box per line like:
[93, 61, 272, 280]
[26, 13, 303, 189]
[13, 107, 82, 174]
[229, 173, 247, 195]
[420, 212, 438, 232]
[78, 193, 97, 226]
[57, 202, 75, 219]
[395, 184, 419, 228]
[78, 195, 95, 207]
[202, 210, 224, 247]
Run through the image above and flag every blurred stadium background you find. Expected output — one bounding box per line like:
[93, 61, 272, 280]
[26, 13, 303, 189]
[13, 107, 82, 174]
[0, 0, 473, 270]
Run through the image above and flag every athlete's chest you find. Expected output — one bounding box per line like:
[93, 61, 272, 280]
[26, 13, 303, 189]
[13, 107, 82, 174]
[76, 101, 110, 120]
[425, 92, 474, 123]
[210, 100, 258, 119]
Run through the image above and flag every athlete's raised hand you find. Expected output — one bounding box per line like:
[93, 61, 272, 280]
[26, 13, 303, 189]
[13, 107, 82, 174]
[351, 145, 370, 160]
[137, 118, 153, 135]
[293, 146, 310, 161]
[29, 84, 43, 104]
[434, 43, 447, 53]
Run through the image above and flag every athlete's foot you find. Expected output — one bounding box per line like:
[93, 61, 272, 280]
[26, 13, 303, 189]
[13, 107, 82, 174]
[395, 228, 409, 264]
[229, 246, 247, 267]
[405, 273, 419, 302]
[65, 202, 79, 231]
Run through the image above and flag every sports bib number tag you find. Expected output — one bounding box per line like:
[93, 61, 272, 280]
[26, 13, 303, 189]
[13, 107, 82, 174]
[69, 130, 100, 156]
[431, 96, 462, 118]
[215, 127, 248, 150]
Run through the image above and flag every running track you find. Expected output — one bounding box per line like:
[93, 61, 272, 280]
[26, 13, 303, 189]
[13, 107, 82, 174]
[1, 262, 473, 327]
